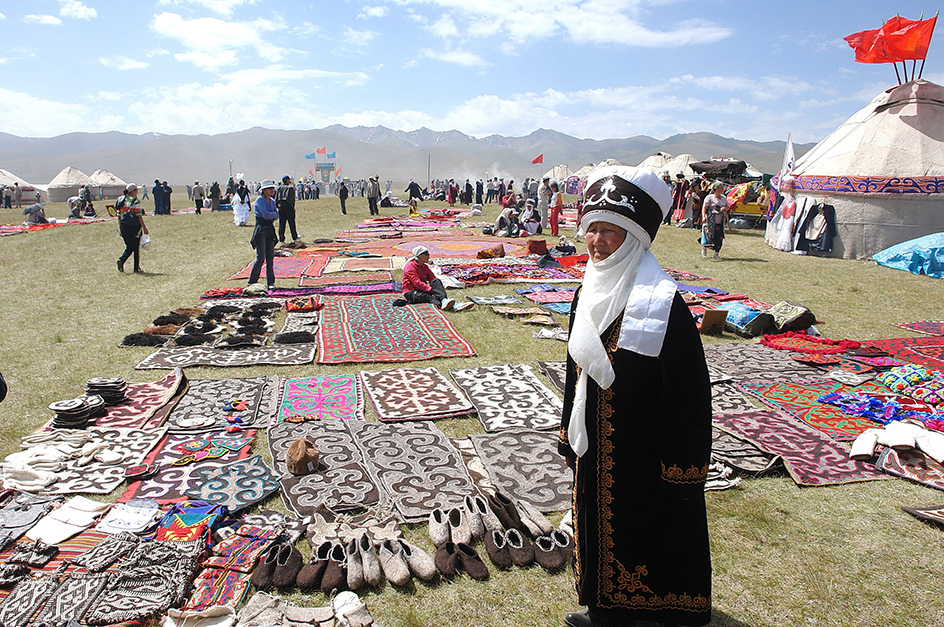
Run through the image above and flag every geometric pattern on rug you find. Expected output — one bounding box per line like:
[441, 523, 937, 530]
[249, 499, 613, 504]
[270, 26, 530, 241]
[134, 344, 317, 369]
[359, 367, 475, 422]
[279, 312, 319, 334]
[449, 363, 563, 432]
[711, 426, 780, 474]
[0, 572, 60, 627]
[712, 382, 757, 415]
[469, 430, 573, 512]
[298, 270, 393, 287]
[316, 296, 475, 364]
[0, 530, 112, 603]
[17, 426, 167, 495]
[227, 257, 316, 280]
[268, 421, 382, 515]
[32, 572, 111, 626]
[92, 368, 188, 429]
[893, 321, 944, 336]
[877, 447, 944, 491]
[392, 239, 525, 258]
[184, 455, 280, 512]
[116, 430, 255, 504]
[275, 375, 364, 422]
[437, 263, 583, 286]
[525, 290, 576, 304]
[865, 336, 944, 374]
[737, 378, 888, 441]
[166, 376, 279, 433]
[704, 342, 819, 383]
[713, 410, 891, 486]
[350, 420, 476, 523]
[323, 257, 406, 274]
[536, 361, 566, 394]
[900, 503, 944, 526]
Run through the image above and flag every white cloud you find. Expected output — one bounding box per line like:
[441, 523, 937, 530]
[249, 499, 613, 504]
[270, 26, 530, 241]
[151, 12, 283, 70]
[0, 13, 6, 19]
[157, 0, 256, 16]
[419, 48, 488, 67]
[59, 0, 97, 20]
[341, 27, 377, 46]
[358, 6, 388, 19]
[100, 56, 150, 70]
[0, 88, 108, 136]
[24, 15, 63, 25]
[427, 15, 459, 39]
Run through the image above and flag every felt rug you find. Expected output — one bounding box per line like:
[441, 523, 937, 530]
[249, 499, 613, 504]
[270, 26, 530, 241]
[392, 239, 525, 258]
[711, 426, 780, 474]
[359, 367, 475, 422]
[350, 420, 475, 523]
[288, 281, 398, 295]
[536, 361, 567, 394]
[541, 302, 572, 315]
[737, 378, 887, 440]
[712, 382, 757, 415]
[468, 295, 523, 305]
[713, 410, 890, 486]
[298, 271, 393, 287]
[877, 448, 944, 491]
[226, 257, 316, 280]
[900, 503, 944, 526]
[275, 375, 364, 422]
[438, 263, 583, 285]
[117, 430, 255, 504]
[298, 253, 331, 278]
[184, 455, 279, 512]
[450, 363, 563, 432]
[704, 342, 819, 383]
[278, 312, 319, 334]
[135, 344, 316, 369]
[166, 376, 279, 433]
[893, 321, 944, 336]
[664, 268, 712, 282]
[490, 305, 548, 317]
[268, 421, 382, 515]
[323, 256, 406, 274]
[469, 430, 573, 513]
[865, 337, 944, 373]
[316, 296, 475, 364]
[91, 368, 188, 430]
[15, 427, 167, 495]
[525, 290, 577, 304]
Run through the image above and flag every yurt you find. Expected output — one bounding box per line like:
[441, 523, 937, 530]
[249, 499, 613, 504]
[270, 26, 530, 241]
[542, 164, 573, 182]
[0, 169, 44, 202]
[47, 167, 90, 202]
[789, 79, 944, 259]
[88, 170, 128, 200]
[660, 154, 699, 179]
[636, 152, 672, 172]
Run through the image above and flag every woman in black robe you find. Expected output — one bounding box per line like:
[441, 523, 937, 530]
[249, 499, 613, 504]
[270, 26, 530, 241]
[559, 166, 712, 627]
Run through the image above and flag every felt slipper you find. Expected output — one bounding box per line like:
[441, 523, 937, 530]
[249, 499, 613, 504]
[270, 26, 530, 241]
[125, 463, 160, 480]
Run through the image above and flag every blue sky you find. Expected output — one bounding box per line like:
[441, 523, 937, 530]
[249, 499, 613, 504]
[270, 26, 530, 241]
[1, 0, 941, 143]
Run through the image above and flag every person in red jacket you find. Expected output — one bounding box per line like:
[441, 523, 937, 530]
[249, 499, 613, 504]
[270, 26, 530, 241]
[402, 245, 455, 310]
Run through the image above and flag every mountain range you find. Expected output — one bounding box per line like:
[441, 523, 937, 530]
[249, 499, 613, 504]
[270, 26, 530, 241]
[0, 126, 813, 188]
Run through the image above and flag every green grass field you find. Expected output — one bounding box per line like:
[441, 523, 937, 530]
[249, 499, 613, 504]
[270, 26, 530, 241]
[1, 195, 943, 627]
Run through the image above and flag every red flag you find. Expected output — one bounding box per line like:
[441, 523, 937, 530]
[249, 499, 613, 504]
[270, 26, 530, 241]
[844, 27, 886, 63]
[883, 16, 937, 61]
[316, 147, 326, 155]
[531, 154, 544, 164]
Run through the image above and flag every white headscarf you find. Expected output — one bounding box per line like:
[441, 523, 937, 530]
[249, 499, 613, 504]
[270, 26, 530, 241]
[566, 213, 677, 457]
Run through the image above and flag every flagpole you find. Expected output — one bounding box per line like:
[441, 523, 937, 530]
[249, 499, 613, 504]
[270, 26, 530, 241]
[919, 10, 939, 79]
[894, 62, 902, 85]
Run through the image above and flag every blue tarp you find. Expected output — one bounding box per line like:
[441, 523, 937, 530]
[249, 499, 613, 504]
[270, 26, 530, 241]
[872, 232, 944, 279]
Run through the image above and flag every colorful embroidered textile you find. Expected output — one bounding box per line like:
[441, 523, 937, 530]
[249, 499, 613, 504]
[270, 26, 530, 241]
[117, 431, 255, 504]
[268, 421, 382, 515]
[181, 568, 252, 611]
[469, 430, 572, 512]
[450, 363, 563, 432]
[359, 367, 475, 422]
[298, 270, 393, 287]
[284, 296, 321, 312]
[167, 376, 279, 433]
[204, 525, 280, 573]
[0, 530, 109, 603]
[275, 375, 363, 422]
[92, 368, 188, 429]
[737, 379, 888, 440]
[522, 314, 558, 325]
[664, 268, 712, 282]
[703, 342, 818, 383]
[316, 296, 475, 364]
[761, 331, 860, 354]
[393, 239, 525, 258]
[713, 410, 889, 486]
[490, 306, 547, 316]
[184, 456, 280, 513]
[877, 448, 944, 491]
[876, 364, 935, 392]
[541, 302, 572, 315]
[467, 295, 523, 305]
[350, 420, 476, 523]
[711, 426, 779, 474]
[297, 253, 331, 278]
[525, 289, 576, 304]
[536, 361, 566, 394]
[438, 263, 583, 285]
[902, 378, 944, 406]
[893, 321, 944, 336]
[135, 344, 316, 369]
[323, 256, 406, 274]
[865, 337, 944, 373]
[226, 257, 316, 280]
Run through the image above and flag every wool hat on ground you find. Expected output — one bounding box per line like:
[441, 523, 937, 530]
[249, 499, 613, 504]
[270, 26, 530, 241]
[411, 245, 430, 259]
[260, 179, 277, 190]
[580, 165, 672, 249]
[286, 438, 320, 475]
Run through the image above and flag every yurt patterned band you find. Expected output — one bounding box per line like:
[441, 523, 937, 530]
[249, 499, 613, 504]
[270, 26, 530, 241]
[793, 175, 944, 195]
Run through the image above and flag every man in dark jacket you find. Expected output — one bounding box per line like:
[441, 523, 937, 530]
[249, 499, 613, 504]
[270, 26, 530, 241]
[276, 175, 298, 242]
[152, 180, 164, 214]
[338, 181, 349, 215]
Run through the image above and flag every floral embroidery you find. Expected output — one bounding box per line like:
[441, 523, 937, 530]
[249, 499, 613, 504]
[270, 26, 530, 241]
[661, 462, 709, 484]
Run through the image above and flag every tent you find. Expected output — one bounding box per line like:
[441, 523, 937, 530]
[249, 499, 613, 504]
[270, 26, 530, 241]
[47, 166, 90, 202]
[872, 232, 944, 278]
[659, 154, 699, 179]
[788, 79, 944, 259]
[636, 152, 672, 172]
[88, 169, 128, 200]
[0, 168, 44, 202]
[542, 164, 573, 182]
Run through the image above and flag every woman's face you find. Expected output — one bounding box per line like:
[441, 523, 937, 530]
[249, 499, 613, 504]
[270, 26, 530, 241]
[585, 221, 627, 263]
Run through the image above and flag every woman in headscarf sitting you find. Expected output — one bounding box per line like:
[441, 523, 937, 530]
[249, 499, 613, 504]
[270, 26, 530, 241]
[520, 198, 542, 235]
[493, 207, 521, 238]
[559, 166, 712, 627]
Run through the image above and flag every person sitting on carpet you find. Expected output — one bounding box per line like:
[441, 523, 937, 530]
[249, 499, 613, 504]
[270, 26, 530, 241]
[402, 245, 455, 311]
[493, 207, 522, 237]
[521, 198, 542, 235]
